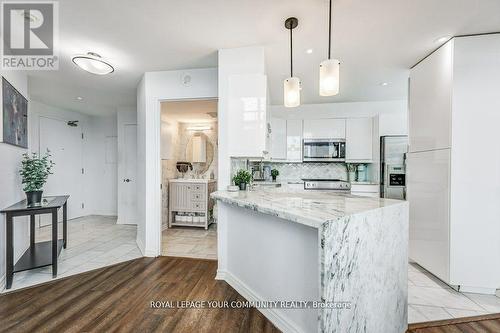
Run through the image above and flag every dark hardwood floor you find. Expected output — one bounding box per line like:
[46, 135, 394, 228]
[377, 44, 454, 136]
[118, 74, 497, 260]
[407, 313, 500, 333]
[0, 257, 280, 333]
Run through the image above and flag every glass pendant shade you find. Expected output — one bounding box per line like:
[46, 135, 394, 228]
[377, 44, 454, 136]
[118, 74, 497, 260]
[284, 77, 301, 107]
[319, 58, 340, 96]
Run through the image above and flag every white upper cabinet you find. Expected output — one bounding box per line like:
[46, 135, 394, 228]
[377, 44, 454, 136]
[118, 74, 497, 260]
[409, 40, 453, 152]
[269, 117, 287, 160]
[303, 119, 345, 139]
[286, 119, 303, 161]
[227, 73, 267, 157]
[346, 118, 373, 162]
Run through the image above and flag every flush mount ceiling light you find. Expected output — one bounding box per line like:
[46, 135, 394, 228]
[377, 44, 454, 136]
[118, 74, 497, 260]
[319, 0, 340, 96]
[186, 125, 212, 131]
[283, 17, 301, 108]
[306, 49, 313, 54]
[434, 36, 452, 44]
[380, 82, 389, 86]
[72, 52, 114, 75]
[76, 96, 83, 101]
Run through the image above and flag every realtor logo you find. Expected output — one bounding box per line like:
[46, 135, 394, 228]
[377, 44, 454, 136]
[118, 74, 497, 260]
[1, 1, 59, 70]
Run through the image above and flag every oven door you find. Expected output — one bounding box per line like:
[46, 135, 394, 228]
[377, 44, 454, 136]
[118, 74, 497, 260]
[303, 139, 345, 162]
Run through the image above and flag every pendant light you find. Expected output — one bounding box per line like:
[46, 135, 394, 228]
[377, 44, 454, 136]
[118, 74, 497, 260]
[284, 17, 301, 108]
[319, 0, 340, 96]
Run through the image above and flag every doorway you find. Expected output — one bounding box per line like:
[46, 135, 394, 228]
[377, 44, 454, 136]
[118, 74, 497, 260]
[160, 99, 218, 259]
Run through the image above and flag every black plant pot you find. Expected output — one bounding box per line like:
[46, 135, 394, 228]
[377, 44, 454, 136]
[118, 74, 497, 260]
[26, 190, 43, 206]
[239, 183, 247, 191]
[272, 176, 277, 182]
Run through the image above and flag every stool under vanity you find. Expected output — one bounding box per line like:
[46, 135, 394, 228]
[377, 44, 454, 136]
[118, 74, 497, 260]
[168, 179, 216, 230]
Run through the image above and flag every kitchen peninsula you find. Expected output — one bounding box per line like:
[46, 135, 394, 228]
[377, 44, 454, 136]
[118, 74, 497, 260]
[212, 188, 408, 333]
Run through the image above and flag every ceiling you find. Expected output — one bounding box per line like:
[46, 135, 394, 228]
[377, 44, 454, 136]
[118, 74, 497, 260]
[161, 99, 218, 123]
[27, 0, 500, 116]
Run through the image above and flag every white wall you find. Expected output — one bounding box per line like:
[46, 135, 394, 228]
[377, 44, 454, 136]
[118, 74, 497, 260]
[0, 71, 30, 289]
[86, 115, 117, 216]
[136, 68, 217, 256]
[30, 100, 117, 217]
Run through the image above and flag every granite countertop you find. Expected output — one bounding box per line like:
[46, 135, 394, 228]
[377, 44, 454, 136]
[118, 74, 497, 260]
[211, 188, 404, 228]
[169, 178, 216, 183]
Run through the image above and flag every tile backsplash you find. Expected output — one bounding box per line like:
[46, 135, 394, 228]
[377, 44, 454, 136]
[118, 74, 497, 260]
[231, 158, 348, 182]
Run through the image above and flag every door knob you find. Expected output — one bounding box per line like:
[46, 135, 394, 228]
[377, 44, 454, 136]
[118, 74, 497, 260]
[124, 179, 131, 183]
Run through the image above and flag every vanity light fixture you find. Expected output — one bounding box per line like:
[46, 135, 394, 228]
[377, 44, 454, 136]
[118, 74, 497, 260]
[186, 125, 212, 131]
[319, 0, 340, 96]
[72, 52, 114, 75]
[283, 17, 301, 108]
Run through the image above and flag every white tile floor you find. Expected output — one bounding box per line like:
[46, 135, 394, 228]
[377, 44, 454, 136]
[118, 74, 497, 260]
[2, 215, 141, 292]
[161, 223, 217, 259]
[408, 262, 500, 323]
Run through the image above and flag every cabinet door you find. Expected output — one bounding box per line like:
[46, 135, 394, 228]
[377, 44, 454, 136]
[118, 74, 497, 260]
[346, 118, 373, 162]
[409, 40, 453, 152]
[407, 149, 451, 283]
[227, 74, 267, 157]
[303, 119, 345, 139]
[169, 183, 190, 211]
[286, 119, 303, 161]
[270, 117, 287, 160]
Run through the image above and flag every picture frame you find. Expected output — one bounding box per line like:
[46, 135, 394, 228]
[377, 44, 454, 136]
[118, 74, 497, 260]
[1, 77, 28, 148]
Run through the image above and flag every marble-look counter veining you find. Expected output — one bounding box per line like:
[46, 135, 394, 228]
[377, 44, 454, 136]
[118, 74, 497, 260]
[213, 188, 408, 333]
[211, 188, 402, 229]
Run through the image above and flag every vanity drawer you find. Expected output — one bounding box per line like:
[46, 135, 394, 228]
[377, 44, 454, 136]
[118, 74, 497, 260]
[186, 184, 206, 192]
[190, 201, 206, 211]
[190, 192, 205, 201]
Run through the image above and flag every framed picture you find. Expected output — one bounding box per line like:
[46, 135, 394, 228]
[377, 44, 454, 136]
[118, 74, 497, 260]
[1, 77, 28, 148]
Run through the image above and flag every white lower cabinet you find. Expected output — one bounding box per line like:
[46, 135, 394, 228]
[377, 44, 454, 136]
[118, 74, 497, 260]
[350, 184, 379, 198]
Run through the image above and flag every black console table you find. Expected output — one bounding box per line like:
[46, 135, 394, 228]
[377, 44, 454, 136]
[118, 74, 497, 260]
[1, 195, 69, 289]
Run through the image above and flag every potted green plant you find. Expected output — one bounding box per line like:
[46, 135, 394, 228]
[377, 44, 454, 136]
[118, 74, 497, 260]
[232, 169, 252, 191]
[19, 151, 55, 206]
[271, 168, 279, 182]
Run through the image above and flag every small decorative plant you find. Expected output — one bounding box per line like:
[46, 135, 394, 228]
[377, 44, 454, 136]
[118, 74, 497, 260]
[232, 169, 252, 190]
[19, 150, 55, 205]
[271, 168, 279, 182]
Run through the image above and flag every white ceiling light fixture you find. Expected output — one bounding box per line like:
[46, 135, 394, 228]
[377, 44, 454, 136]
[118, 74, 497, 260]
[76, 96, 83, 101]
[186, 125, 212, 131]
[72, 52, 114, 75]
[380, 82, 389, 86]
[434, 36, 452, 44]
[306, 49, 313, 54]
[319, 0, 340, 96]
[283, 17, 301, 108]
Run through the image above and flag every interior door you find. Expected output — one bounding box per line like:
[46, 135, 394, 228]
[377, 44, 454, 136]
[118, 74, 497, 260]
[118, 124, 137, 224]
[39, 117, 84, 226]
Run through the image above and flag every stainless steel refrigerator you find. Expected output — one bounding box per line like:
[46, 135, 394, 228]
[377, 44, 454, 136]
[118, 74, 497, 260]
[380, 136, 408, 200]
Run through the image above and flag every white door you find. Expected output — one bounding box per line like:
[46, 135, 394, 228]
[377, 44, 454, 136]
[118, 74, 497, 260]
[118, 124, 137, 224]
[39, 117, 84, 226]
[270, 117, 286, 160]
[346, 118, 373, 162]
[303, 119, 345, 139]
[286, 119, 303, 161]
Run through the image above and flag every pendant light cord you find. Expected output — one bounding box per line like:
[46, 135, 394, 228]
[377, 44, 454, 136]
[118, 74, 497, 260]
[328, 0, 332, 59]
[290, 27, 293, 77]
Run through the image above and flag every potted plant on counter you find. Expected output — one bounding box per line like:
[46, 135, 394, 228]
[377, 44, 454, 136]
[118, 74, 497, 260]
[19, 150, 55, 206]
[232, 169, 252, 191]
[271, 168, 279, 182]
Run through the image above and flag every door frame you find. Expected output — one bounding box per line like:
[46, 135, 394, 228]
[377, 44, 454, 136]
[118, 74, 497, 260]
[154, 97, 218, 257]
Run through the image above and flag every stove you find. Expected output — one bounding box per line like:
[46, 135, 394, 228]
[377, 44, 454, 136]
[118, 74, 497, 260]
[302, 179, 351, 192]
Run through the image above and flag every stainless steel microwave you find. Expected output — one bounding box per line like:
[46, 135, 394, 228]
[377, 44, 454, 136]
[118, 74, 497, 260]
[303, 139, 346, 162]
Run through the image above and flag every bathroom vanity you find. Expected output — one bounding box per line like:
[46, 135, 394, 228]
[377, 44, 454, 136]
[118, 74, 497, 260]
[168, 179, 216, 229]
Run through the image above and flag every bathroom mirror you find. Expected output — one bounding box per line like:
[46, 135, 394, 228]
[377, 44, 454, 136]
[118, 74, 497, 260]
[186, 133, 214, 174]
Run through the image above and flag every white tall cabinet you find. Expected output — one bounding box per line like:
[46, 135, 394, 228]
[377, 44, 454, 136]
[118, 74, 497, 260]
[407, 35, 500, 294]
